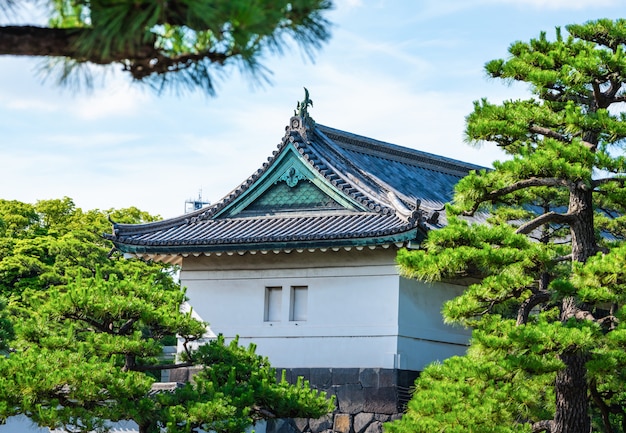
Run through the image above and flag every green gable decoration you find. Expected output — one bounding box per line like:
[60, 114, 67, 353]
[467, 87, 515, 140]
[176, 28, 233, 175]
[219, 144, 364, 218]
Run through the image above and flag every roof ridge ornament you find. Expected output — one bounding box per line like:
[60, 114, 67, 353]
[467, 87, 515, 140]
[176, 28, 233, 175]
[288, 87, 315, 140]
[295, 87, 313, 120]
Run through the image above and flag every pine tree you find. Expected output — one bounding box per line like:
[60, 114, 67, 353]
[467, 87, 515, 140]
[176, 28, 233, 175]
[389, 19, 626, 433]
[0, 198, 333, 432]
[0, 0, 332, 94]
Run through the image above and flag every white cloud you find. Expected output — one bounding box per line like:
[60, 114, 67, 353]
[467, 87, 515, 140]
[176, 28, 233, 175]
[69, 81, 150, 120]
[43, 133, 143, 148]
[333, 0, 364, 14]
[335, 29, 433, 73]
[4, 98, 58, 112]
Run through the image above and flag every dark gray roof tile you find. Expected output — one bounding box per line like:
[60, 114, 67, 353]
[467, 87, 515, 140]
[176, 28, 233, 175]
[107, 117, 484, 254]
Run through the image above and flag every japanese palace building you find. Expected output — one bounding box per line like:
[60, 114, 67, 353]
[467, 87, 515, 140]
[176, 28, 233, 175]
[106, 98, 484, 433]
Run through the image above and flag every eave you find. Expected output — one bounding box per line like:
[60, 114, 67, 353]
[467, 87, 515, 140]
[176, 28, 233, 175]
[112, 225, 423, 255]
[123, 237, 421, 266]
[105, 111, 478, 259]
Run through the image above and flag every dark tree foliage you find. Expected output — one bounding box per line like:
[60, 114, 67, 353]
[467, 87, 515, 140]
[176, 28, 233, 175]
[388, 19, 626, 433]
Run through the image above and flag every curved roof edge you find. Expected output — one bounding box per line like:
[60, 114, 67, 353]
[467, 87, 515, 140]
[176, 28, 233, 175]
[106, 107, 481, 254]
[110, 228, 423, 255]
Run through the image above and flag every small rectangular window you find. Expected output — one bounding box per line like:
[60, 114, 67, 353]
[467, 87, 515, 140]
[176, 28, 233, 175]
[290, 286, 308, 321]
[265, 286, 282, 322]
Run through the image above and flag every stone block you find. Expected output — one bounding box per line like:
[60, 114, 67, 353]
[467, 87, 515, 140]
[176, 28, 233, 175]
[335, 383, 365, 414]
[292, 368, 311, 383]
[187, 366, 203, 383]
[309, 414, 333, 433]
[292, 418, 309, 432]
[363, 387, 398, 414]
[332, 368, 360, 385]
[168, 367, 188, 383]
[396, 370, 419, 388]
[359, 368, 379, 388]
[311, 368, 332, 389]
[353, 412, 374, 433]
[378, 369, 396, 387]
[266, 419, 299, 433]
[363, 421, 383, 433]
[333, 413, 351, 433]
[321, 387, 339, 412]
[374, 414, 391, 423]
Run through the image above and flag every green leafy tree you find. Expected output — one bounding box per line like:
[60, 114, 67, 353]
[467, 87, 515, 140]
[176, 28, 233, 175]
[0, 197, 164, 295]
[0, 0, 332, 93]
[0, 296, 13, 353]
[388, 19, 626, 433]
[0, 198, 333, 433]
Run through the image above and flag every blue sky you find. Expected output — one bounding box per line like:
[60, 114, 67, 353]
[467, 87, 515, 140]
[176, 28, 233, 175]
[1, 0, 625, 219]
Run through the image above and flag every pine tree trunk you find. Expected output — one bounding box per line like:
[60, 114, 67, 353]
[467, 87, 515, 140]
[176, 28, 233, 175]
[553, 349, 590, 433]
[569, 185, 596, 263]
[549, 185, 595, 433]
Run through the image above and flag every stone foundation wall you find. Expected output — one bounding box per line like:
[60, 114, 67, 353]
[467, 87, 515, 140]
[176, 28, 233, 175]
[265, 368, 419, 433]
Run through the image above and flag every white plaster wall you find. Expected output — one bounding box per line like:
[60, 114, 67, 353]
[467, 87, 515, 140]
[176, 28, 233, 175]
[0, 416, 47, 432]
[0, 416, 138, 433]
[396, 277, 470, 370]
[180, 248, 401, 368]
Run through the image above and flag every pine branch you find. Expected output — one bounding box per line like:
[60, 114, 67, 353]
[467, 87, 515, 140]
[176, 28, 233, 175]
[64, 313, 114, 334]
[516, 289, 551, 325]
[532, 420, 555, 432]
[528, 125, 570, 143]
[540, 86, 592, 108]
[251, 405, 277, 419]
[118, 317, 138, 335]
[592, 81, 603, 109]
[597, 315, 620, 331]
[593, 176, 626, 188]
[528, 124, 595, 150]
[554, 253, 573, 262]
[0, 25, 152, 63]
[463, 178, 571, 216]
[0, 25, 232, 79]
[515, 211, 575, 235]
[589, 379, 617, 433]
[604, 76, 621, 100]
[561, 297, 596, 323]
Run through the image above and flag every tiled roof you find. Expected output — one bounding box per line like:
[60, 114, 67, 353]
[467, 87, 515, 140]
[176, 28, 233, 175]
[106, 115, 484, 255]
[314, 125, 484, 210]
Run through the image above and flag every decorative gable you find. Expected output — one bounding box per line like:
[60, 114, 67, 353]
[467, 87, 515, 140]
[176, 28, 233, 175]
[218, 144, 365, 218]
[239, 180, 343, 216]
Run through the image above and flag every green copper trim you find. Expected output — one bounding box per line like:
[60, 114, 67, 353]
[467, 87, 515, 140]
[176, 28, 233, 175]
[216, 143, 367, 218]
[242, 180, 343, 215]
[278, 165, 306, 187]
[113, 228, 423, 255]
